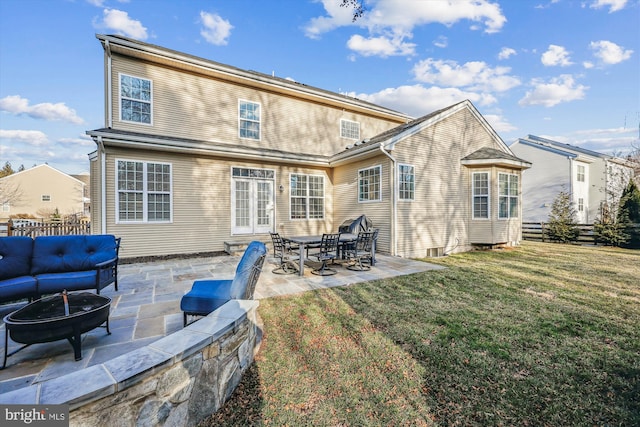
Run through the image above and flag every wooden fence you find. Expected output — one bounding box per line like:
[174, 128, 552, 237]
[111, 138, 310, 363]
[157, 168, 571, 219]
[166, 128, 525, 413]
[2, 219, 90, 237]
[523, 222, 640, 247]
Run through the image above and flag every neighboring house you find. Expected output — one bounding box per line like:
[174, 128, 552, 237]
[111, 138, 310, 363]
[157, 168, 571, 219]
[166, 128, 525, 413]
[86, 34, 531, 259]
[510, 135, 634, 223]
[0, 164, 86, 219]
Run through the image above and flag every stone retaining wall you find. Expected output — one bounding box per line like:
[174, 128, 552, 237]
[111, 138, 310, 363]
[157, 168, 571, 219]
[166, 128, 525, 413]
[0, 300, 259, 427]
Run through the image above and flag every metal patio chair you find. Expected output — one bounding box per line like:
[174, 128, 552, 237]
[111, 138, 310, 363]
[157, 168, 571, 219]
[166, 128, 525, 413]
[344, 231, 375, 271]
[269, 232, 300, 275]
[309, 233, 341, 276]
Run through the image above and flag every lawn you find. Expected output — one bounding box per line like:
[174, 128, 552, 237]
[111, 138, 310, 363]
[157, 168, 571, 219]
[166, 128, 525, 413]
[202, 241, 640, 426]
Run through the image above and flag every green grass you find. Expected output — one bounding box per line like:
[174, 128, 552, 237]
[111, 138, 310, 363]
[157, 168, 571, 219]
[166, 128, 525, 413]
[201, 242, 640, 426]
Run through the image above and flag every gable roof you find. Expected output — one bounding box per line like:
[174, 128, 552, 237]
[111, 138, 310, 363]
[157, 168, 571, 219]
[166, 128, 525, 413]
[0, 164, 85, 184]
[331, 100, 524, 167]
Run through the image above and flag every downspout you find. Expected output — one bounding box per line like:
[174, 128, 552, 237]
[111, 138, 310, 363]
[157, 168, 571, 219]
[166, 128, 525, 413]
[97, 136, 107, 234]
[105, 40, 113, 129]
[379, 143, 397, 256]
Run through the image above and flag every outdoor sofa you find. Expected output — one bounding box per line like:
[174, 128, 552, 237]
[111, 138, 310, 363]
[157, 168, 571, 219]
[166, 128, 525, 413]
[0, 235, 120, 304]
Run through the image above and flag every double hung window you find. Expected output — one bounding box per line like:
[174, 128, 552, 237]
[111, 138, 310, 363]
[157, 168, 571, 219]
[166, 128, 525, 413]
[498, 173, 519, 219]
[359, 166, 381, 202]
[472, 172, 489, 219]
[290, 174, 324, 219]
[577, 165, 585, 182]
[116, 160, 171, 222]
[398, 164, 415, 200]
[239, 100, 261, 140]
[120, 74, 152, 124]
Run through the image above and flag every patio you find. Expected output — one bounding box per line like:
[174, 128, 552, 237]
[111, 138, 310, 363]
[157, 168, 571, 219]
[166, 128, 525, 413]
[0, 251, 443, 397]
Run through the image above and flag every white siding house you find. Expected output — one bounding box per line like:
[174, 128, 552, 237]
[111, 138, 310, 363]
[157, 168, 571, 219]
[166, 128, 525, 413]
[510, 135, 634, 223]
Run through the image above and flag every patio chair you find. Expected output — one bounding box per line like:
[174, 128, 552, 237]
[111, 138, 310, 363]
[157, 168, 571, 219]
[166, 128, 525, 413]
[344, 231, 375, 271]
[269, 232, 300, 275]
[308, 233, 341, 276]
[180, 241, 267, 326]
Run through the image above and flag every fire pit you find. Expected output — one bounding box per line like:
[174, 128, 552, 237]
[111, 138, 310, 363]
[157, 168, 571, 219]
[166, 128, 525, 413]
[2, 292, 111, 369]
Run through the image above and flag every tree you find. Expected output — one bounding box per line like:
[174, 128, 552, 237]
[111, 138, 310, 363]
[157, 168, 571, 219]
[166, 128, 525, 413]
[546, 189, 580, 243]
[594, 201, 630, 247]
[341, 0, 365, 21]
[0, 161, 15, 178]
[617, 180, 640, 248]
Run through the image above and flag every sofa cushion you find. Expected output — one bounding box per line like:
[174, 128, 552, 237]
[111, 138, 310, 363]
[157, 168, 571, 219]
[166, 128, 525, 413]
[31, 235, 118, 275]
[0, 276, 38, 302]
[0, 236, 34, 280]
[35, 271, 98, 295]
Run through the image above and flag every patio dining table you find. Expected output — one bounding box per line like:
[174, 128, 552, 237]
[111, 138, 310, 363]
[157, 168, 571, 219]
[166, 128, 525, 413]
[284, 233, 357, 276]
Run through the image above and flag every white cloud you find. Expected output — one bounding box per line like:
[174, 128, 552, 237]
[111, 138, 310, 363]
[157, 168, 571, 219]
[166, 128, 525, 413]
[519, 75, 588, 107]
[346, 33, 415, 57]
[412, 59, 521, 92]
[589, 0, 628, 12]
[498, 47, 516, 60]
[541, 44, 573, 67]
[589, 40, 633, 64]
[0, 95, 84, 124]
[433, 36, 448, 48]
[58, 135, 95, 147]
[304, 0, 506, 57]
[0, 129, 49, 146]
[354, 84, 497, 118]
[94, 9, 148, 40]
[484, 114, 517, 132]
[199, 11, 233, 46]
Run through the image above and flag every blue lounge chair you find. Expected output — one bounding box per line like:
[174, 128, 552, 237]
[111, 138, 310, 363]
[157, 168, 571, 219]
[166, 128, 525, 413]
[180, 241, 267, 326]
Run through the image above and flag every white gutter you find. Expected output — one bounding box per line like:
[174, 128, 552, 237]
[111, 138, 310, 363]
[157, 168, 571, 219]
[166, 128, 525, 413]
[105, 40, 113, 128]
[97, 136, 107, 234]
[379, 142, 397, 256]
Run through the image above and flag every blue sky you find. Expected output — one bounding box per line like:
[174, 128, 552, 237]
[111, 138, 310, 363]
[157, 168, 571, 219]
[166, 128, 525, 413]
[1, 0, 638, 174]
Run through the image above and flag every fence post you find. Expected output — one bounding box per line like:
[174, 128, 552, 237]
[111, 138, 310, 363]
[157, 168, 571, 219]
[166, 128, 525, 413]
[7, 219, 13, 236]
[540, 221, 545, 242]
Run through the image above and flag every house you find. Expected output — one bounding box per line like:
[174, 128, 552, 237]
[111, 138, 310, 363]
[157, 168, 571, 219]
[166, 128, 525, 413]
[86, 34, 531, 259]
[510, 135, 634, 223]
[0, 164, 87, 220]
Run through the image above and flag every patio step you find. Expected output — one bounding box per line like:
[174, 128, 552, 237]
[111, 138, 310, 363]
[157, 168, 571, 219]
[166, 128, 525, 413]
[224, 241, 252, 256]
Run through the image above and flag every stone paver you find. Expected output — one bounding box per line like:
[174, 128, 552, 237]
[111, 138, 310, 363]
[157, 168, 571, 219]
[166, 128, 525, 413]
[0, 253, 443, 395]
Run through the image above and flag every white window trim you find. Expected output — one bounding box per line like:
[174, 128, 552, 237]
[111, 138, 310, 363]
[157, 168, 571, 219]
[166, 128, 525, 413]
[472, 171, 490, 220]
[498, 172, 519, 220]
[398, 163, 415, 201]
[238, 99, 261, 141]
[358, 165, 382, 203]
[119, 73, 153, 126]
[340, 118, 360, 140]
[115, 159, 173, 224]
[289, 173, 325, 220]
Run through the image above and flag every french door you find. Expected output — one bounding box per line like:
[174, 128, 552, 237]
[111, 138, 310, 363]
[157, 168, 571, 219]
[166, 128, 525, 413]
[231, 178, 274, 235]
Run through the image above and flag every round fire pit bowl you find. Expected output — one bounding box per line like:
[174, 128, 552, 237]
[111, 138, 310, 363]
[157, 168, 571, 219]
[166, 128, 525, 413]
[2, 292, 111, 369]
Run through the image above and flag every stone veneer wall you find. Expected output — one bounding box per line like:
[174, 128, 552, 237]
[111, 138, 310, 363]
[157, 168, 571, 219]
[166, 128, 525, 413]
[0, 300, 259, 427]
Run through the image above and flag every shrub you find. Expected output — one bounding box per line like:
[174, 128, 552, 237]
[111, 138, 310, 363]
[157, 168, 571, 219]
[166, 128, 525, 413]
[546, 190, 579, 243]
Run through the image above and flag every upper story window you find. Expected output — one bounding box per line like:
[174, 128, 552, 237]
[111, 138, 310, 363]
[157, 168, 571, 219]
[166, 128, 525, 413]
[1, 202, 9, 212]
[239, 100, 261, 140]
[498, 173, 519, 219]
[359, 165, 381, 202]
[472, 172, 489, 219]
[42, 195, 51, 202]
[290, 174, 324, 220]
[341, 119, 360, 140]
[398, 164, 415, 200]
[577, 165, 585, 182]
[116, 159, 172, 223]
[120, 74, 152, 124]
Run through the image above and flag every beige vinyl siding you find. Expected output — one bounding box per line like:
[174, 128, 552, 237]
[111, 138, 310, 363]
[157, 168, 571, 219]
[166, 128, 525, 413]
[110, 55, 401, 157]
[333, 155, 393, 254]
[102, 146, 336, 258]
[391, 107, 511, 256]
